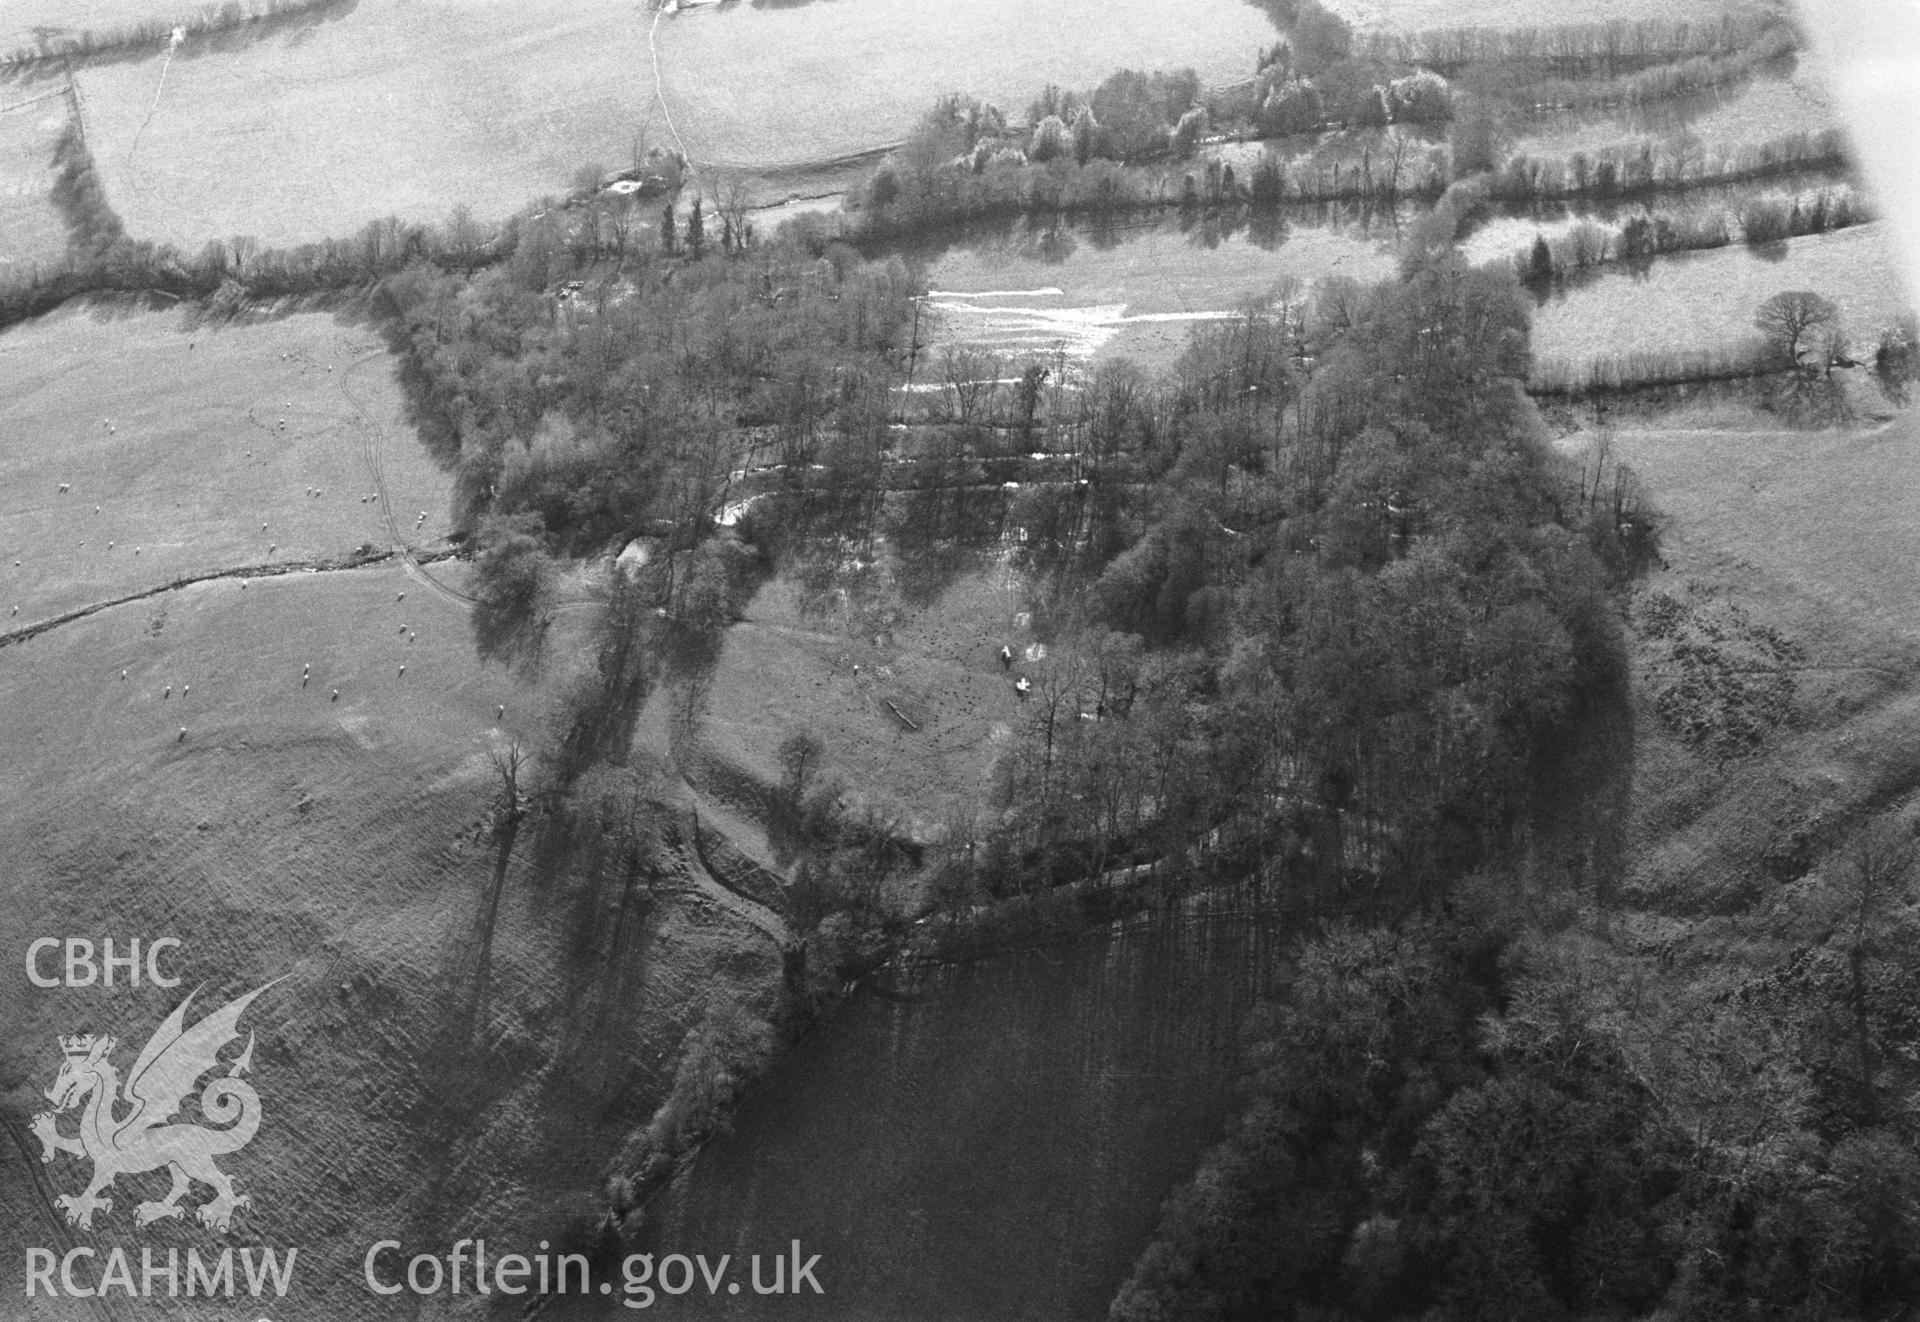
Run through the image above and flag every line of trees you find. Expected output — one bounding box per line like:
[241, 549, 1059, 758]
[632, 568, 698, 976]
[1351, 11, 1786, 75]
[1484, 22, 1798, 117]
[1529, 341, 1777, 397]
[857, 98, 1448, 238]
[0, 106, 701, 336]
[1487, 127, 1848, 204]
[1512, 188, 1874, 286]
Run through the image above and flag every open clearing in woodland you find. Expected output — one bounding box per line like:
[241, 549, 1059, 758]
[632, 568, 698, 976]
[687, 568, 1029, 847]
[916, 214, 1399, 369]
[73, 0, 651, 249]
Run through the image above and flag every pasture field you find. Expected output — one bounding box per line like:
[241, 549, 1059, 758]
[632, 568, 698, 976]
[689, 568, 1027, 846]
[916, 214, 1398, 368]
[0, 301, 788, 1321]
[1614, 409, 1920, 656]
[0, 562, 785, 1321]
[75, 0, 653, 249]
[1510, 66, 1834, 161]
[1530, 221, 1912, 365]
[0, 90, 69, 271]
[1584, 408, 1920, 921]
[0, 304, 452, 625]
[654, 0, 1278, 172]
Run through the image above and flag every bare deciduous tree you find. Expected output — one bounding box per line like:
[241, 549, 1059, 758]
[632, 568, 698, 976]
[1754, 290, 1840, 367]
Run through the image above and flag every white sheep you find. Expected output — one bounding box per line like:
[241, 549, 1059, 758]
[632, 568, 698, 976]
[177, 727, 186, 741]
[397, 665, 406, 677]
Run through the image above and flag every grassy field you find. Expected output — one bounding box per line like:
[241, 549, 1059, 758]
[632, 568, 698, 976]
[73, 0, 1278, 248]
[1615, 408, 1920, 654]
[0, 300, 790, 1319]
[0, 90, 70, 272]
[917, 214, 1398, 370]
[1510, 67, 1835, 162]
[688, 568, 1029, 848]
[75, 0, 653, 248]
[654, 0, 1278, 171]
[0, 304, 452, 624]
[1582, 404, 1920, 923]
[0, 560, 790, 1320]
[1531, 222, 1912, 365]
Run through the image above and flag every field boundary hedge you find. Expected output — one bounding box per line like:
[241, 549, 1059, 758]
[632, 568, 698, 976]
[1353, 13, 1784, 76]
[1528, 341, 1780, 397]
[0, 0, 355, 73]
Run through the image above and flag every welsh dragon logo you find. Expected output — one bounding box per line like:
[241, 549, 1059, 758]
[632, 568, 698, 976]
[30, 979, 280, 1233]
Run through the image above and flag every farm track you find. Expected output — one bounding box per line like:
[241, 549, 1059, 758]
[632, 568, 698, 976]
[641, 684, 790, 947]
[0, 544, 458, 652]
[337, 347, 477, 609]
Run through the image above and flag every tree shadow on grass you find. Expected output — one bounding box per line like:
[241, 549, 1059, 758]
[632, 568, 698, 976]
[472, 601, 549, 681]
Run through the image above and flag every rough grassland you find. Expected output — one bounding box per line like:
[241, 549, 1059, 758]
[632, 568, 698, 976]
[0, 305, 449, 624]
[654, 0, 1278, 171]
[0, 92, 69, 271]
[1591, 405, 1920, 920]
[1531, 222, 1913, 365]
[74, 0, 652, 249]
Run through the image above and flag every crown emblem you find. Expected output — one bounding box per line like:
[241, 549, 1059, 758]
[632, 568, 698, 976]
[59, 1034, 97, 1057]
